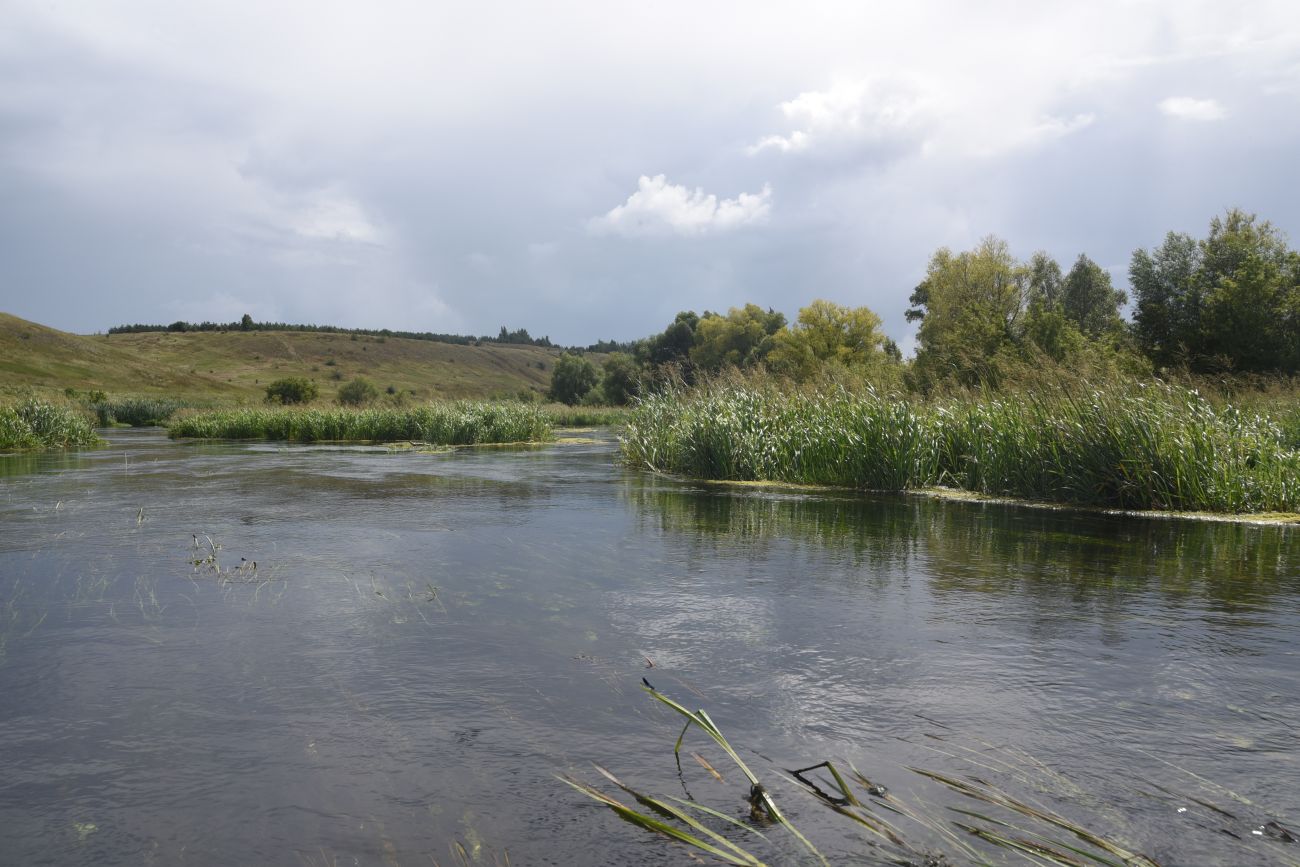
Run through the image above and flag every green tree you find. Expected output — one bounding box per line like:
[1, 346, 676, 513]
[908, 237, 1026, 389]
[767, 299, 888, 380]
[337, 377, 380, 406]
[689, 304, 785, 373]
[240, 313, 254, 331]
[600, 353, 640, 405]
[265, 377, 319, 404]
[1026, 251, 1064, 311]
[1129, 231, 1202, 367]
[1131, 209, 1300, 372]
[1199, 210, 1299, 371]
[642, 311, 699, 368]
[1061, 254, 1126, 337]
[547, 352, 600, 405]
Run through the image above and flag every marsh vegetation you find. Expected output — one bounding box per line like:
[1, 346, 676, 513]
[0, 397, 99, 450]
[622, 380, 1300, 514]
[167, 400, 551, 444]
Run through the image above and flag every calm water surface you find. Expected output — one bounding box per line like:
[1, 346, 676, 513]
[0, 430, 1296, 865]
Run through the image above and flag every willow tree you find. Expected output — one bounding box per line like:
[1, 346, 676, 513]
[906, 236, 1026, 389]
[767, 299, 889, 381]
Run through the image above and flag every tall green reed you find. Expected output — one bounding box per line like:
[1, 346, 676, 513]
[88, 395, 190, 427]
[0, 398, 100, 450]
[167, 401, 552, 445]
[622, 382, 1300, 514]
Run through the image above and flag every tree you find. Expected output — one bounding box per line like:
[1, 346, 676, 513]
[1198, 210, 1299, 372]
[240, 313, 254, 331]
[337, 377, 380, 406]
[547, 352, 599, 405]
[600, 353, 640, 405]
[641, 311, 699, 369]
[767, 299, 888, 380]
[1129, 231, 1202, 367]
[1061, 254, 1126, 338]
[1026, 251, 1064, 311]
[265, 377, 319, 404]
[1130, 210, 1300, 372]
[908, 237, 1026, 389]
[689, 304, 785, 373]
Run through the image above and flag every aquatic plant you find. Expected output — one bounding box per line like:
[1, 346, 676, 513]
[0, 398, 100, 450]
[621, 382, 1300, 513]
[167, 401, 552, 444]
[88, 395, 190, 426]
[566, 686, 1171, 866]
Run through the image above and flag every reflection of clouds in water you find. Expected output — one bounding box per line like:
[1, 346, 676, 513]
[606, 585, 777, 672]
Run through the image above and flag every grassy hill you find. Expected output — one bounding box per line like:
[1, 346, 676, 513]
[0, 313, 563, 402]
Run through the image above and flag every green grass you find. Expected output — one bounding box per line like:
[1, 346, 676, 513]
[622, 382, 1300, 514]
[543, 404, 631, 427]
[167, 401, 552, 444]
[0, 398, 100, 450]
[0, 312, 576, 402]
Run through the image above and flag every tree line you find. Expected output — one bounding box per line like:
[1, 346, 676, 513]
[547, 208, 1300, 404]
[108, 315, 557, 349]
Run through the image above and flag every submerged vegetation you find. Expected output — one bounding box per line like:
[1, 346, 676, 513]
[622, 381, 1300, 514]
[0, 398, 100, 450]
[167, 401, 551, 444]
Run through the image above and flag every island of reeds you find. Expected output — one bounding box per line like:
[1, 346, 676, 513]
[167, 401, 551, 445]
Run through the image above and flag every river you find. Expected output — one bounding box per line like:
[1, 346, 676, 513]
[1, 430, 1296, 865]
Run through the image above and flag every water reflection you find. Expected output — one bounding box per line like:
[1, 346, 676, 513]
[622, 476, 1300, 608]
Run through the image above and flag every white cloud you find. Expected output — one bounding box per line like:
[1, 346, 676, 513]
[590, 174, 772, 237]
[1158, 96, 1227, 121]
[747, 79, 928, 156]
[289, 193, 383, 243]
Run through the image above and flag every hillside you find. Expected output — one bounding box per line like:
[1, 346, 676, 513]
[0, 313, 563, 401]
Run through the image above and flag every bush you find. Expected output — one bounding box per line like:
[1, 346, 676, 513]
[264, 377, 319, 405]
[337, 377, 380, 407]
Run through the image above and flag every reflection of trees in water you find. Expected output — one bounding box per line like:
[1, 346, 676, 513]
[623, 478, 923, 573]
[624, 478, 1299, 608]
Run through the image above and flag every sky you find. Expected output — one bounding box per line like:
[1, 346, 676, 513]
[2, 1, 1299, 349]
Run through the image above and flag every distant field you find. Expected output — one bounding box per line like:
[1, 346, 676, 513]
[0, 313, 568, 402]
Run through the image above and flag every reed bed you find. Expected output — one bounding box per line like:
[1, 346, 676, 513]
[89, 395, 191, 427]
[622, 382, 1300, 514]
[0, 398, 100, 450]
[167, 401, 551, 444]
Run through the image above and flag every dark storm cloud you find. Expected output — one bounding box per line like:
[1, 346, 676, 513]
[1, 1, 1298, 347]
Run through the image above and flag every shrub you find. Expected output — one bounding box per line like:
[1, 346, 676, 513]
[264, 377, 319, 405]
[337, 377, 380, 407]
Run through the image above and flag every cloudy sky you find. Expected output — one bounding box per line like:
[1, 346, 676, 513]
[2, 1, 1299, 348]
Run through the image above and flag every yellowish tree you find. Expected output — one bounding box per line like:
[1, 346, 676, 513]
[768, 299, 888, 380]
